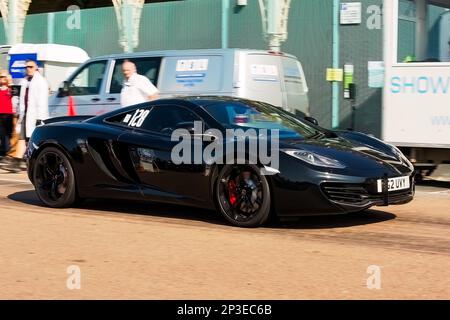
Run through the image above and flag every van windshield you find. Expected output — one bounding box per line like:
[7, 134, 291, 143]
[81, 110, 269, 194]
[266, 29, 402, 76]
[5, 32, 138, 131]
[202, 101, 320, 140]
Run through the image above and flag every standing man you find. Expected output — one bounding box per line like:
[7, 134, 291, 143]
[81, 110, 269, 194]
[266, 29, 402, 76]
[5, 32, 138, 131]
[18, 59, 49, 143]
[120, 60, 160, 107]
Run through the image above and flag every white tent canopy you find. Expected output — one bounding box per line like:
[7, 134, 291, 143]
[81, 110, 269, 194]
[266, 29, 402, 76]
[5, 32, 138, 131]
[8, 43, 90, 64]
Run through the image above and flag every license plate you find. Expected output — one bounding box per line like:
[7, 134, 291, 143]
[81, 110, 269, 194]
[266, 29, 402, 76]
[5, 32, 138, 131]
[377, 176, 410, 193]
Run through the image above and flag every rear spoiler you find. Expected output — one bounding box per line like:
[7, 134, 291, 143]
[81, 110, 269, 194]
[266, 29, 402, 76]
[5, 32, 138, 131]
[40, 116, 94, 125]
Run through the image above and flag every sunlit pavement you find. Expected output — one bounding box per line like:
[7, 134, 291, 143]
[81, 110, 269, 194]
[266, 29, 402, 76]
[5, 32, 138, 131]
[0, 171, 449, 299]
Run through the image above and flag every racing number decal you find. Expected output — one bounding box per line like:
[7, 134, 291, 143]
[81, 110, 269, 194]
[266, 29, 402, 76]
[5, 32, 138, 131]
[124, 109, 150, 128]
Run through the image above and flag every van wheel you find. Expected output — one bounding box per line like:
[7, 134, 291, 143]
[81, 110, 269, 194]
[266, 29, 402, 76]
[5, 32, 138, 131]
[33, 147, 78, 208]
[215, 165, 271, 228]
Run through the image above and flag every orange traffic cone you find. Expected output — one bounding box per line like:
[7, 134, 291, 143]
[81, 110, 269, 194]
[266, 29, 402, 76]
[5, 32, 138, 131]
[68, 96, 77, 116]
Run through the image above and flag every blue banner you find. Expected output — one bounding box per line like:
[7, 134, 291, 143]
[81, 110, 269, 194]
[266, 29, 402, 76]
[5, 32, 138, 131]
[9, 53, 41, 79]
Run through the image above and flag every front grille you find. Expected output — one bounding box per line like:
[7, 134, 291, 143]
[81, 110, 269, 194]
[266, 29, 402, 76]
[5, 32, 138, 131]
[322, 184, 369, 205]
[321, 182, 412, 206]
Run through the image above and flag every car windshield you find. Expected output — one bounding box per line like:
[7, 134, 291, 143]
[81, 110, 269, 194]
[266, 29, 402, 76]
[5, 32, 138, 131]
[203, 100, 321, 140]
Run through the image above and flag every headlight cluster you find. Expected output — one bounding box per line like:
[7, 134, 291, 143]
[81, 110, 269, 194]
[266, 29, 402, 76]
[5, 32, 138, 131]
[389, 144, 403, 158]
[283, 150, 346, 169]
[388, 144, 413, 168]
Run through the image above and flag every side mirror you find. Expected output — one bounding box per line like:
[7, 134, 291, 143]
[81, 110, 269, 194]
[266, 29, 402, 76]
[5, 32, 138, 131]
[304, 116, 319, 126]
[58, 81, 70, 97]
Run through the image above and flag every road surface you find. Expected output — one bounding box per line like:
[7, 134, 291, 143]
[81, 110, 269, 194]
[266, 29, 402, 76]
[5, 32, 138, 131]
[0, 171, 449, 299]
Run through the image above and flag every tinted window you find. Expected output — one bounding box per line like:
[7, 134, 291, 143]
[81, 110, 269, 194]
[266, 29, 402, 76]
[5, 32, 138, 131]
[106, 105, 201, 135]
[109, 57, 161, 94]
[141, 106, 201, 134]
[203, 101, 319, 139]
[69, 61, 107, 96]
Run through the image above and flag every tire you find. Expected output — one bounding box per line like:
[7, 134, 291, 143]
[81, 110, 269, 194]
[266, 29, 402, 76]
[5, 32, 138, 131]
[33, 147, 78, 208]
[215, 164, 271, 228]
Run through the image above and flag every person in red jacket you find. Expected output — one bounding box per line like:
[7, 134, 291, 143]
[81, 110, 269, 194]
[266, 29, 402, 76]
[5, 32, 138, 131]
[0, 70, 14, 158]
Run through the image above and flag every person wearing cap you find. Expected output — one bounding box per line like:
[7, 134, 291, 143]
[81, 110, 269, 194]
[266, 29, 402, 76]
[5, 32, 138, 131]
[120, 60, 160, 107]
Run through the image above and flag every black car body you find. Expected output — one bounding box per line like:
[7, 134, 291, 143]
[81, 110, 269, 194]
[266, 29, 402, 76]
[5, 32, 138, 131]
[26, 97, 415, 227]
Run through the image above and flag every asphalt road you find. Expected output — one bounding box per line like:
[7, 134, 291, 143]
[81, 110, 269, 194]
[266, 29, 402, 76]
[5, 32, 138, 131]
[0, 171, 449, 299]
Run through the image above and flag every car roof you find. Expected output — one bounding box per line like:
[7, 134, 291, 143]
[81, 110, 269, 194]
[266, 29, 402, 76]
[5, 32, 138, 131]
[89, 96, 262, 125]
[184, 96, 252, 106]
[154, 96, 256, 108]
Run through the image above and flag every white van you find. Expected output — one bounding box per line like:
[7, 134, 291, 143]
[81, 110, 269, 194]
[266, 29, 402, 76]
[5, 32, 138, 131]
[5, 43, 90, 92]
[49, 49, 310, 117]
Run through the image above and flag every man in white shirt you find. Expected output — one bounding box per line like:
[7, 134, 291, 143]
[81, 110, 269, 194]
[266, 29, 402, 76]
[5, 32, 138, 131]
[120, 60, 160, 107]
[19, 60, 49, 141]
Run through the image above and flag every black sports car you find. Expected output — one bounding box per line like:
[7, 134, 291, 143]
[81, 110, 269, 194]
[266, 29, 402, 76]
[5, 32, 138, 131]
[26, 97, 415, 227]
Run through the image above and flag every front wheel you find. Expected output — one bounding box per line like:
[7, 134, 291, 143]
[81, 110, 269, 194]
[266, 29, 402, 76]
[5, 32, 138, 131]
[215, 165, 271, 228]
[33, 147, 78, 208]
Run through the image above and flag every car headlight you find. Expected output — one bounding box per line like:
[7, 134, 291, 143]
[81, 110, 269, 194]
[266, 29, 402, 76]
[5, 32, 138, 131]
[283, 150, 346, 169]
[389, 144, 402, 157]
[388, 144, 413, 168]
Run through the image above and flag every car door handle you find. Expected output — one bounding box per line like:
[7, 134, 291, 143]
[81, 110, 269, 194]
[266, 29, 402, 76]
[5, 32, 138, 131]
[107, 97, 116, 101]
[91, 98, 101, 102]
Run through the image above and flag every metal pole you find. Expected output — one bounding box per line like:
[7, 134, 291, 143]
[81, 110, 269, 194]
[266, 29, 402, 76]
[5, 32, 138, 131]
[8, 0, 18, 44]
[123, 1, 134, 53]
[351, 99, 356, 130]
[332, 0, 340, 129]
[415, 0, 428, 61]
[47, 12, 55, 44]
[222, 0, 230, 49]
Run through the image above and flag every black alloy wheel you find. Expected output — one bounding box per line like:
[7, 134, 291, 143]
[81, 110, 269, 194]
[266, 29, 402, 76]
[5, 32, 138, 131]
[216, 164, 271, 227]
[33, 147, 77, 208]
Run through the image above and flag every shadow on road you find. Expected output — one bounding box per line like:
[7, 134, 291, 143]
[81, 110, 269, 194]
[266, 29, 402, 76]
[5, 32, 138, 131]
[416, 179, 450, 189]
[271, 210, 396, 229]
[8, 190, 396, 230]
[7, 190, 228, 226]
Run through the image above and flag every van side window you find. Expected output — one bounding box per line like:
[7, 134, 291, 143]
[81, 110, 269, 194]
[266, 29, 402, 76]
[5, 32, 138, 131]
[109, 57, 162, 94]
[68, 60, 107, 96]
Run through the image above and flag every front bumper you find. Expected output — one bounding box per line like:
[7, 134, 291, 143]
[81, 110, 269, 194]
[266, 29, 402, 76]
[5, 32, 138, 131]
[271, 172, 415, 217]
[321, 175, 415, 209]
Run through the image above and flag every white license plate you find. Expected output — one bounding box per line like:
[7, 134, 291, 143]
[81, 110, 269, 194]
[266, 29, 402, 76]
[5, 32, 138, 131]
[377, 176, 410, 193]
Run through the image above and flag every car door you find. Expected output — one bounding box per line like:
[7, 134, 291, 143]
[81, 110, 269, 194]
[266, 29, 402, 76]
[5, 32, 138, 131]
[49, 60, 110, 117]
[117, 104, 212, 207]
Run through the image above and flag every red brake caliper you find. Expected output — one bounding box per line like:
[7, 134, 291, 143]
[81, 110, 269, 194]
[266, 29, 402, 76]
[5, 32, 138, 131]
[228, 180, 238, 205]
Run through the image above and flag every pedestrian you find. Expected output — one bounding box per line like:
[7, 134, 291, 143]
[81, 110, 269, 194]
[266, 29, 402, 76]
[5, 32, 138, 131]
[120, 60, 160, 107]
[2, 60, 49, 172]
[7, 85, 21, 160]
[18, 59, 49, 143]
[0, 70, 14, 159]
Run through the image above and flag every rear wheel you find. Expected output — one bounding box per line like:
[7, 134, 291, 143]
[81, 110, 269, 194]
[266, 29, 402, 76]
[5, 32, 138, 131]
[33, 147, 77, 208]
[215, 165, 271, 227]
